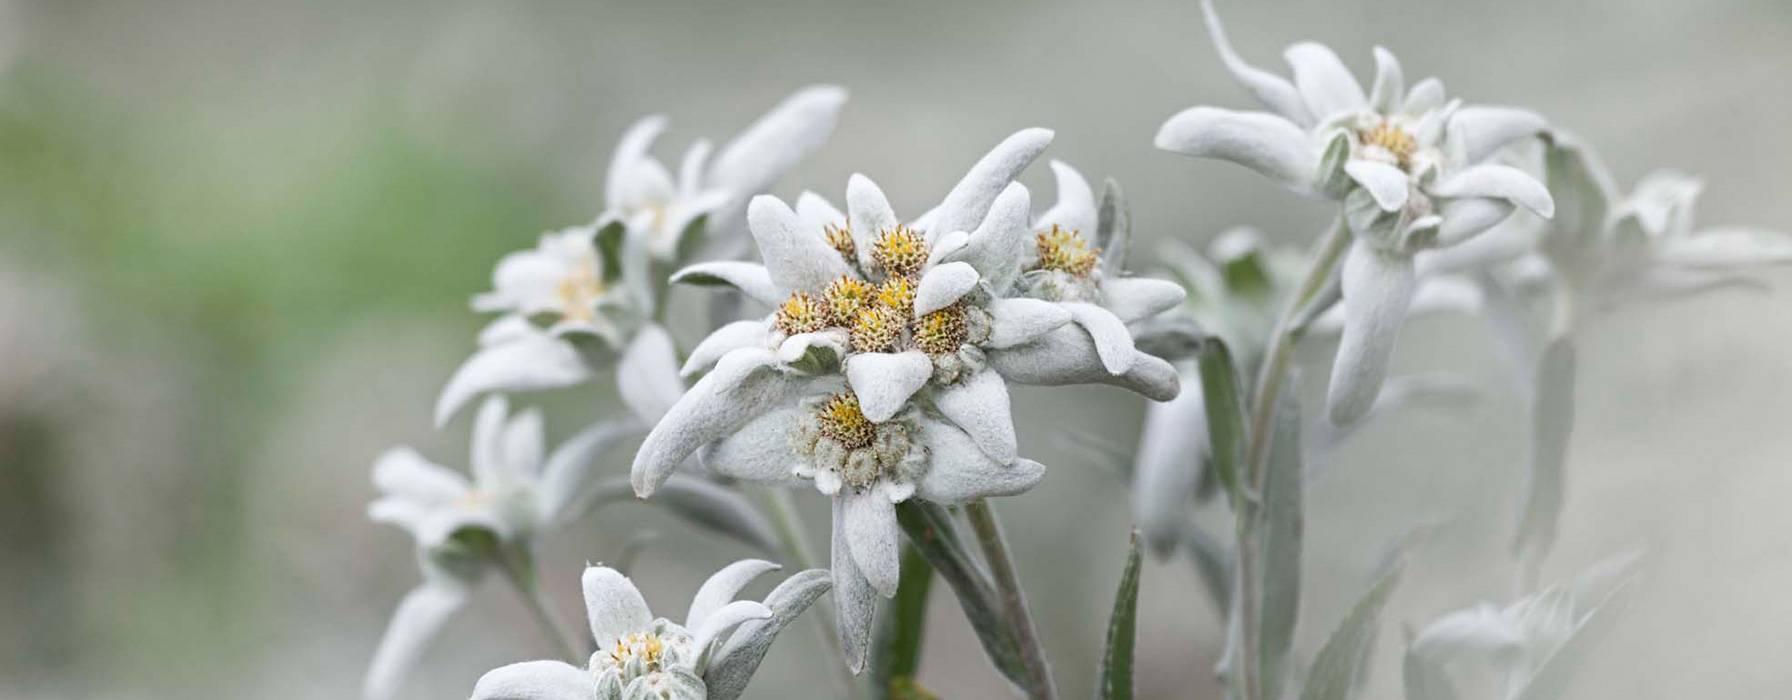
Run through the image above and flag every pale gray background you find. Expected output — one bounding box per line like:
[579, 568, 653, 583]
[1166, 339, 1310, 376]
[1, 1, 1789, 697]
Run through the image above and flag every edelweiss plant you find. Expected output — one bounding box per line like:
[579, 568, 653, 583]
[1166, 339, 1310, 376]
[348, 4, 1780, 698]
[470, 561, 830, 700]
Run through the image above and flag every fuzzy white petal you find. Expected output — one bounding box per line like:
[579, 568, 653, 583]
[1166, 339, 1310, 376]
[945, 182, 1032, 293]
[844, 491, 901, 597]
[845, 351, 933, 422]
[618, 324, 685, 425]
[682, 320, 773, 377]
[605, 116, 667, 209]
[1036, 160, 1097, 236]
[1435, 198, 1518, 248]
[1284, 42, 1367, 122]
[699, 406, 807, 485]
[985, 325, 1180, 401]
[469, 660, 594, 700]
[1327, 241, 1417, 425]
[1402, 77, 1446, 115]
[846, 174, 898, 270]
[669, 261, 785, 307]
[1430, 164, 1555, 218]
[1366, 46, 1405, 114]
[1658, 228, 1792, 269]
[582, 566, 654, 648]
[686, 560, 781, 629]
[1132, 382, 1206, 556]
[1155, 107, 1318, 195]
[747, 195, 854, 295]
[632, 349, 790, 497]
[1064, 302, 1137, 375]
[536, 418, 646, 526]
[1102, 277, 1188, 323]
[830, 502, 877, 673]
[372, 446, 469, 504]
[435, 331, 593, 428]
[912, 262, 980, 317]
[1345, 159, 1411, 212]
[1446, 105, 1548, 165]
[1200, 0, 1312, 125]
[985, 297, 1074, 348]
[932, 368, 1017, 465]
[930, 128, 1054, 238]
[915, 419, 1046, 504]
[707, 85, 848, 197]
[692, 600, 775, 662]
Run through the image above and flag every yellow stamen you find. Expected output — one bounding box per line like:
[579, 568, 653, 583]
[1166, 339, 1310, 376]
[824, 223, 857, 261]
[850, 304, 905, 353]
[1361, 121, 1417, 169]
[814, 393, 876, 450]
[871, 225, 929, 278]
[1034, 225, 1100, 277]
[876, 276, 916, 314]
[823, 276, 874, 326]
[913, 305, 968, 355]
[774, 292, 833, 335]
[556, 257, 605, 322]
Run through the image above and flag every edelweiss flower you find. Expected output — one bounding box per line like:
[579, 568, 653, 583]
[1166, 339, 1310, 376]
[599, 85, 848, 262]
[434, 87, 846, 426]
[1024, 160, 1190, 366]
[470, 561, 830, 700]
[656, 130, 1180, 486]
[1153, 0, 1554, 424]
[695, 384, 1046, 671]
[365, 395, 638, 700]
[1535, 133, 1792, 312]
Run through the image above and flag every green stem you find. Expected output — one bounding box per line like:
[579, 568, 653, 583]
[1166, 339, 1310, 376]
[494, 545, 583, 663]
[964, 500, 1058, 700]
[761, 487, 861, 699]
[1236, 216, 1351, 700]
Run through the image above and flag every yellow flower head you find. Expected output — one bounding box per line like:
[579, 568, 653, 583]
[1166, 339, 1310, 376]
[871, 225, 929, 278]
[814, 393, 877, 450]
[823, 275, 875, 326]
[1034, 225, 1100, 277]
[913, 305, 968, 355]
[774, 291, 833, 335]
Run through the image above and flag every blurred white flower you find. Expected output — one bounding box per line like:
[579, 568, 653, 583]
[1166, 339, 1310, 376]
[1405, 553, 1640, 700]
[1537, 133, 1792, 313]
[364, 395, 638, 700]
[470, 562, 830, 700]
[1153, 0, 1554, 425]
[434, 86, 846, 426]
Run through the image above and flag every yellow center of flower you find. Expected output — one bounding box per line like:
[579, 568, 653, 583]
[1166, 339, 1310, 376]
[774, 291, 833, 335]
[914, 304, 968, 355]
[823, 275, 874, 326]
[876, 276, 916, 313]
[824, 223, 857, 262]
[871, 226, 929, 278]
[1361, 121, 1418, 169]
[556, 257, 605, 323]
[608, 631, 667, 671]
[814, 393, 877, 450]
[1034, 225, 1100, 277]
[850, 304, 906, 353]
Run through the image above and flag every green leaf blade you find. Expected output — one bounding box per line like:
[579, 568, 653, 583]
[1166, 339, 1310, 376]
[1095, 531, 1145, 700]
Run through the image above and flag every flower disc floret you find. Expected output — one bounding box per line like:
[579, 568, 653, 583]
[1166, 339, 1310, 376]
[871, 225, 929, 278]
[913, 305, 969, 355]
[824, 222, 857, 262]
[875, 276, 916, 313]
[774, 291, 833, 335]
[1033, 225, 1100, 277]
[792, 394, 927, 494]
[849, 304, 906, 353]
[823, 276, 874, 326]
[1360, 120, 1418, 169]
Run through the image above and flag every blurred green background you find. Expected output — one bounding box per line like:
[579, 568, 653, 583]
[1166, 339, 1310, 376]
[2, 1, 1789, 698]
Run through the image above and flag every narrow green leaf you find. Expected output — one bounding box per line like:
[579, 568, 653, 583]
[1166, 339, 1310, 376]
[1195, 337, 1247, 508]
[1258, 383, 1304, 700]
[594, 219, 627, 284]
[871, 545, 935, 699]
[894, 501, 1028, 688]
[1298, 559, 1406, 700]
[1095, 531, 1145, 700]
[1514, 336, 1576, 563]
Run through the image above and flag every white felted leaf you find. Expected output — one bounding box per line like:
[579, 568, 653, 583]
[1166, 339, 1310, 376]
[687, 560, 781, 630]
[986, 325, 1180, 401]
[1446, 105, 1547, 165]
[932, 368, 1017, 464]
[1037, 160, 1097, 236]
[913, 261, 980, 317]
[915, 418, 1047, 504]
[631, 349, 790, 497]
[583, 566, 654, 648]
[845, 351, 933, 422]
[747, 195, 854, 295]
[1155, 107, 1318, 195]
[1284, 42, 1367, 122]
[1431, 164, 1555, 218]
[1326, 241, 1417, 426]
[945, 182, 1032, 293]
[435, 329, 593, 427]
[364, 582, 471, 700]
[1345, 159, 1411, 212]
[930, 128, 1054, 238]
[706, 569, 832, 700]
[1367, 46, 1406, 114]
[699, 406, 807, 486]
[617, 324, 685, 425]
[605, 116, 668, 208]
[844, 491, 901, 597]
[468, 660, 595, 700]
[682, 320, 772, 377]
[846, 174, 898, 270]
[1132, 383, 1205, 557]
[1103, 277, 1188, 323]
[830, 502, 877, 673]
[669, 261, 784, 307]
[1064, 302, 1138, 375]
[707, 85, 848, 197]
[1199, 0, 1313, 125]
[986, 297, 1074, 348]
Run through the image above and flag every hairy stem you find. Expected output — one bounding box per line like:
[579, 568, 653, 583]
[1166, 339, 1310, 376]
[965, 500, 1058, 700]
[494, 545, 584, 663]
[761, 487, 861, 698]
[1236, 216, 1351, 700]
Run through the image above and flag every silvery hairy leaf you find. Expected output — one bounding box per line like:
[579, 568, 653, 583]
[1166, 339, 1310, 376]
[1259, 380, 1305, 700]
[1298, 557, 1406, 700]
[1096, 177, 1132, 277]
[1095, 531, 1145, 700]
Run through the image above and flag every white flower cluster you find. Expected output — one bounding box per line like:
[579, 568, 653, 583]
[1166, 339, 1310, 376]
[351, 4, 1791, 700]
